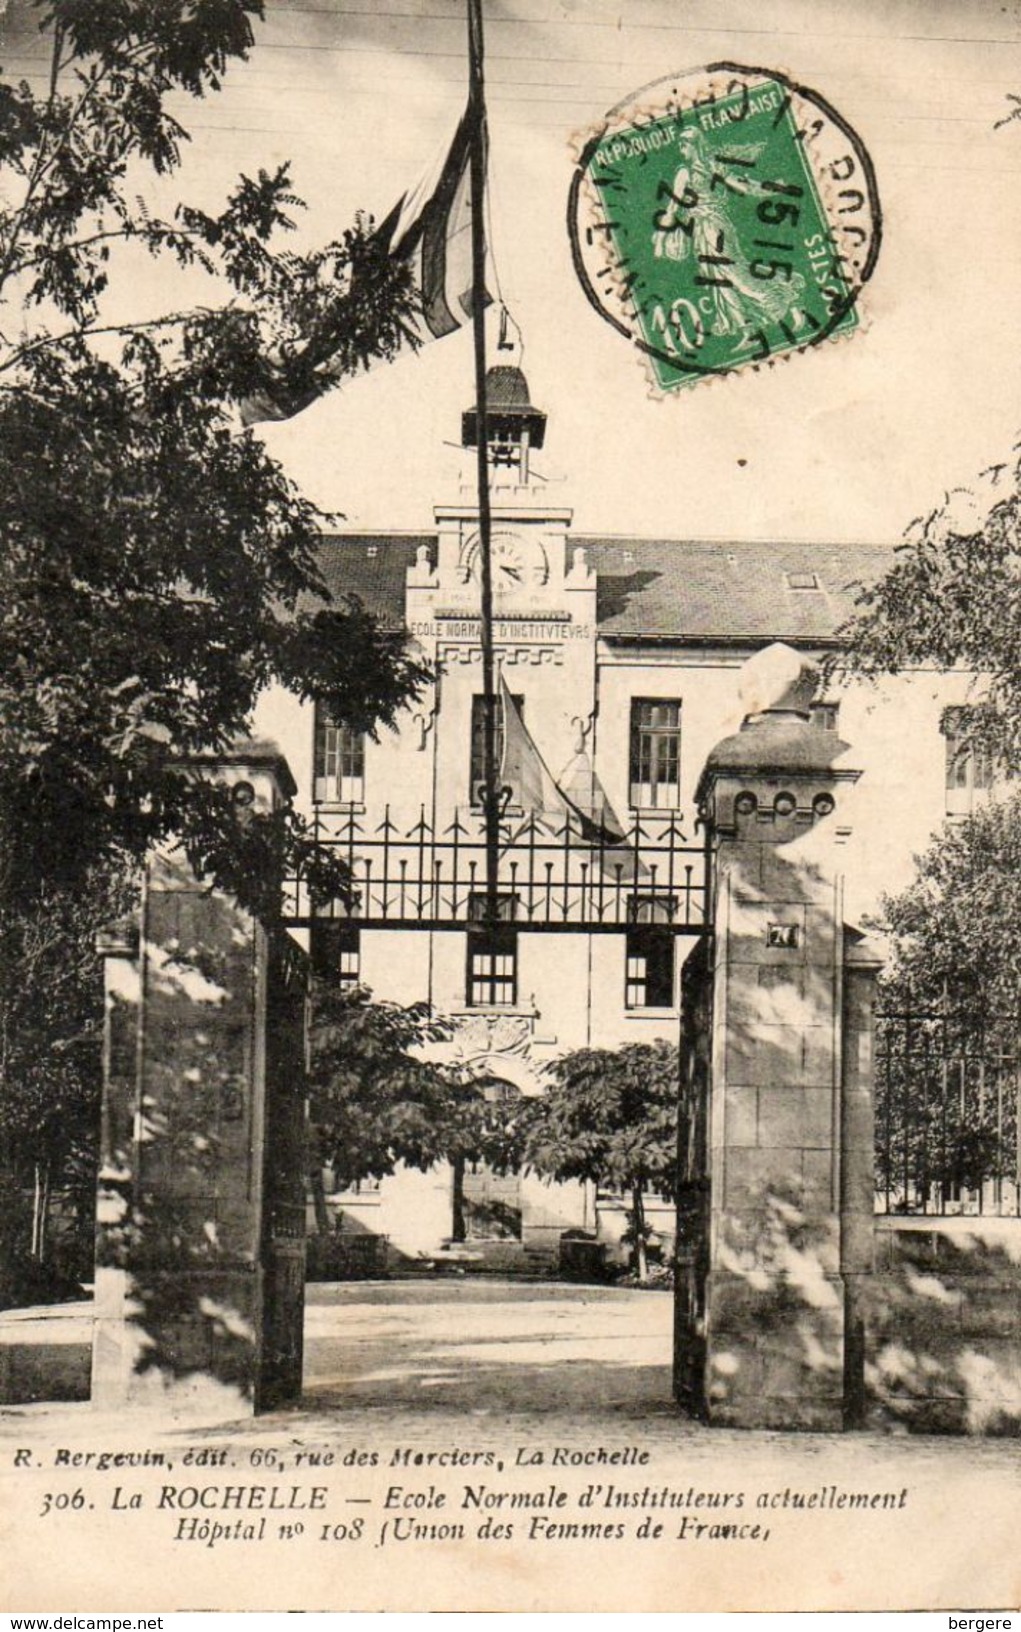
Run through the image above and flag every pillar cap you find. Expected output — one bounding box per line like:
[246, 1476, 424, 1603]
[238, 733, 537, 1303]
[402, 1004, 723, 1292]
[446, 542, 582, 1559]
[737, 641, 819, 720]
[696, 642, 859, 806]
[695, 707, 860, 815]
[698, 713, 855, 789]
[844, 923, 885, 970]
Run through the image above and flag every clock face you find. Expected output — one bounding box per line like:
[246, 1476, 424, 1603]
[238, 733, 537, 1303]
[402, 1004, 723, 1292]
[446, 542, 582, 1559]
[466, 529, 548, 591]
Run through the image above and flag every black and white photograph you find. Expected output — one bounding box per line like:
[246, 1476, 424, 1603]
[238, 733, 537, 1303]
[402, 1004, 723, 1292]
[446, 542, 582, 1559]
[0, 0, 1019, 1614]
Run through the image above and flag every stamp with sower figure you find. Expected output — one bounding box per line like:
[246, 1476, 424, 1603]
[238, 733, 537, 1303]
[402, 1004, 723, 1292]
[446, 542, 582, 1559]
[569, 64, 881, 391]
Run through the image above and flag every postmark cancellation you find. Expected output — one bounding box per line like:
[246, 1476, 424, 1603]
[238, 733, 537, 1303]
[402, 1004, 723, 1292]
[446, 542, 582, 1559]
[569, 64, 882, 392]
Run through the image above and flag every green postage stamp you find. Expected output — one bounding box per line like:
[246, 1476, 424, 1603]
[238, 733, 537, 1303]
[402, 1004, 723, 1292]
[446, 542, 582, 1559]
[569, 65, 881, 391]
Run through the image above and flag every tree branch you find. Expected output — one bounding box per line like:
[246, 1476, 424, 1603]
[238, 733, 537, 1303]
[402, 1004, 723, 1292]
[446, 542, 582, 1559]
[0, 310, 200, 374]
[0, 25, 65, 292]
[12, 222, 200, 278]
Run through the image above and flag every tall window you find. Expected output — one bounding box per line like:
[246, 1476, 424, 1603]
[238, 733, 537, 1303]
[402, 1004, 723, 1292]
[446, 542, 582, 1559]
[314, 704, 365, 804]
[626, 894, 676, 1010]
[811, 700, 840, 732]
[625, 928, 675, 1009]
[310, 922, 361, 989]
[629, 699, 681, 810]
[470, 693, 523, 806]
[943, 707, 993, 815]
[466, 930, 518, 1007]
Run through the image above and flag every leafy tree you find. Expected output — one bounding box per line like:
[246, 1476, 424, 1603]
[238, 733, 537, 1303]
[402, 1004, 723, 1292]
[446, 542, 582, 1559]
[0, 865, 134, 1296]
[838, 442, 1021, 1208]
[307, 983, 528, 1241]
[876, 790, 1021, 1021]
[838, 453, 1021, 769]
[0, 0, 427, 915]
[840, 84, 1018, 762]
[0, 3, 429, 1282]
[521, 1040, 679, 1281]
[871, 796, 1021, 1210]
[307, 983, 454, 1207]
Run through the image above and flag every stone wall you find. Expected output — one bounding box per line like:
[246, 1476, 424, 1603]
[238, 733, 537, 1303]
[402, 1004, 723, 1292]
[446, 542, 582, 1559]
[90, 750, 309, 1418]
[865, 1219, 1021, 1435]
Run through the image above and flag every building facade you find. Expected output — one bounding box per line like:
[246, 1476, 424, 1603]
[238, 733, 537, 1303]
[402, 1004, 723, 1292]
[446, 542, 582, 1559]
[254, 368, 990, 1269]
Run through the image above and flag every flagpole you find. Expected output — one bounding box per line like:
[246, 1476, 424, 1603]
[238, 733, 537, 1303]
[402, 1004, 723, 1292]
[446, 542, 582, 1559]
[467, 0, 500, 928]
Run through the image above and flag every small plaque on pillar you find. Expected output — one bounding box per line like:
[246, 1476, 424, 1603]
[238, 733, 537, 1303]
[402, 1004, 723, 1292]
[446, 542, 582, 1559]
[766, 922, 801, 949]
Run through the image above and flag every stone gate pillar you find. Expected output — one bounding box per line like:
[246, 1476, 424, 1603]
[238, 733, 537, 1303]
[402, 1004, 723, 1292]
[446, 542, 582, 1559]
[92, 744, 308, 1416]
[687, 645, 881, 1430]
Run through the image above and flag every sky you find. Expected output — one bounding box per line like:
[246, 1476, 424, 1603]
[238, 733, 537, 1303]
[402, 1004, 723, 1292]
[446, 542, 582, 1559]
[4, 0, 1020, 542]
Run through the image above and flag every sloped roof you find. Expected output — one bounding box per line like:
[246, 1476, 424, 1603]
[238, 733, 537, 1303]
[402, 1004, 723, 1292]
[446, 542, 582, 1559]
[315, 534, 893, 644]
[580, 537, 892, 643]
[315, 535, 429, 629]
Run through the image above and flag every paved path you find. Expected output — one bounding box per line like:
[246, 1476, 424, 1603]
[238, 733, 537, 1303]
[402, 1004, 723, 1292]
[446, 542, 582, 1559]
[2, 1279, 1019, 1612]
[304, 1278, 675, 1419]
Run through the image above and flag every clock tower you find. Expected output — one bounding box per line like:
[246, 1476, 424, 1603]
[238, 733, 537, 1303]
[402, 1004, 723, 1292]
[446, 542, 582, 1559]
[405, 365, 598, 818]
[408, 364, 587, 610]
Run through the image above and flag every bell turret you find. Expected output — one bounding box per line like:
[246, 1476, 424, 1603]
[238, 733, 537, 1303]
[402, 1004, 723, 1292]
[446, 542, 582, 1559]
[462, 365, 547, 482]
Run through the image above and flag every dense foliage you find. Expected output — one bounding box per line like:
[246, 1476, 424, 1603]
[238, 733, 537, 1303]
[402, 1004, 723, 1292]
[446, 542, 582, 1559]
[0, 2, 427, 1273]
[876, 790, 1021, 1025]
[0, 866, 134, 1294]
[838, 453, 1021, 770]
[871, 798, 1021, 1208]
[307, 983, 529, 1238]
[0, 0, 427, 912]
[521, 1040, 679, 1279]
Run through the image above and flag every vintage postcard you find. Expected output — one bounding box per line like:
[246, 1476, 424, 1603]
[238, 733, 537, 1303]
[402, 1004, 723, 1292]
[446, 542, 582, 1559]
[1, 0, 1019, 1615]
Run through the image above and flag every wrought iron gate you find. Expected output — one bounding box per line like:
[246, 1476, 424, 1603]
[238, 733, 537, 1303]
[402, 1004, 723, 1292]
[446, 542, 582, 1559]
[286, 806, 711, 933]
[875, 1012, 1021, 1218]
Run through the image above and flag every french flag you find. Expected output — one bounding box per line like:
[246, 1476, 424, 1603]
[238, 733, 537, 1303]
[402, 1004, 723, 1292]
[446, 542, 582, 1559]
[239, 104, 488, 427]
[375, 102, 485, 344]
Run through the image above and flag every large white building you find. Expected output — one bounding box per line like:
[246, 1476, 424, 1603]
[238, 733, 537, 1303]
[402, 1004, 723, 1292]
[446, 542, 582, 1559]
[255, 367, 991, 1268]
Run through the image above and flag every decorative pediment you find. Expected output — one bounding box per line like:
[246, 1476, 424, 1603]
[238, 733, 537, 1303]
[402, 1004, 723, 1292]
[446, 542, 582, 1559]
[440, 1012, 546, 1096]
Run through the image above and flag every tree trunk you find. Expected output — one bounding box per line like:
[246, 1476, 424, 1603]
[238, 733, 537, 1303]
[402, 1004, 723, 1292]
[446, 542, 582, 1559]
[309, 1162, 331, 1237]
[30, 1164, 42, 1260]
[40, 1161, 51, 1264]
[451, 1154, 467, 1243]
[31, 1159, 51, 1263]
[630, 1184, 648, 1283]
